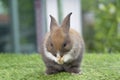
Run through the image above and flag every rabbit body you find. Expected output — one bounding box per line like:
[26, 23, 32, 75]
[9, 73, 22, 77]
[41, 13, 84, 75]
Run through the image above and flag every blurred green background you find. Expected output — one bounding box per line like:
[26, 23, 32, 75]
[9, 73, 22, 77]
[82, 0, 120, 53]
[0, 0, 120, 53]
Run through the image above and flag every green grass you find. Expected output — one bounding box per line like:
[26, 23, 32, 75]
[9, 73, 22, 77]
[0, 53, 120, 80]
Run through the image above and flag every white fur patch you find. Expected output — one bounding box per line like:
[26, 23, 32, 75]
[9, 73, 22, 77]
[44, 46, 57, 62]
[63, 53, 72, 62]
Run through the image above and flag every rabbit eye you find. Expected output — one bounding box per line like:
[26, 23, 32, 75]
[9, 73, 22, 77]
[63, 42, 67, 47]
[50, 43, 53, 47]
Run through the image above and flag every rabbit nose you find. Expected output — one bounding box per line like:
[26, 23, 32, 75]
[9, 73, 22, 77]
[56, 52, 60, 57]
[56, 52, 63, 57]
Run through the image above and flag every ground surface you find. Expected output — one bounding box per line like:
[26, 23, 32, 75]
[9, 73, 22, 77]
[0, 53, 120, 80]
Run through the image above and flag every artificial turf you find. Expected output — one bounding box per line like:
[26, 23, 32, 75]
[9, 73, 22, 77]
[0, 53, 120, 80]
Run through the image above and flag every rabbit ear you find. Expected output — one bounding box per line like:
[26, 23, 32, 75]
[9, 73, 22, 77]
[50, 15, 58, 31]
[61, 12, 72, 33]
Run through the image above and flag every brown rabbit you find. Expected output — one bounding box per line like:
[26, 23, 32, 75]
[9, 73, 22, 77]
[41, 12, 84, 75]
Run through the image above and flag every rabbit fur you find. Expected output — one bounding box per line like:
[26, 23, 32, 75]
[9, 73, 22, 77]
[41, 12, 84, 75]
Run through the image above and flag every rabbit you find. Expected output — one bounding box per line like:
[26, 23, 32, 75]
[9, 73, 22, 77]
[41, 12, 84, 75]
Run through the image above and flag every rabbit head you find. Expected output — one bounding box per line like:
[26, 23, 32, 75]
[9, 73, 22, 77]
[46, 13, 73, 58]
